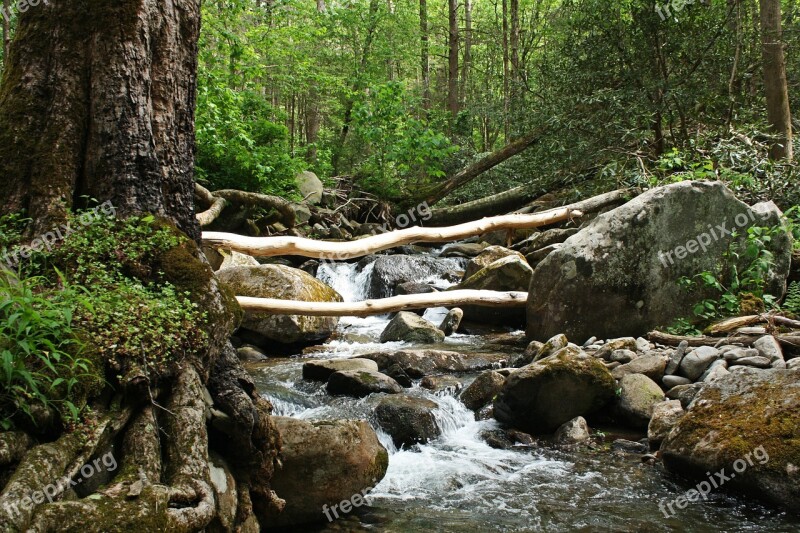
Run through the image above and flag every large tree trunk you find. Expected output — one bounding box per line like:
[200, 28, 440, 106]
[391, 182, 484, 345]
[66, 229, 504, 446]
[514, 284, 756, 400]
[0, 2, 281, 530]
[759, 0, 793, 160]
[0, 0, 200, 239]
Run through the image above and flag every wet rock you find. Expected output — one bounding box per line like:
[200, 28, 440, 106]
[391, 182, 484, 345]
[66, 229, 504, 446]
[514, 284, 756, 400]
[209, 453, 238, 532]
[369, 255, 459, 299]
[394, 281, 438, 296]
[303, 358, 379, 381]
[594, 337, 638, 361]
[480, 428, 536, 450]
[665, 383, 703, 409]
[374, 396, 441, 447]
[611, 354, 667, 381]
[459, 371, 506, 411]
[526, 181, 792, 341]
[661, 370, 800, 512]
[237, 345, 268, 362]
[326, 370, 403, 397]
[554, 416, 591, 444]
[420, 375, 463, 393]
[463, 245, 527, 280]
[267, 417, 388, 526]
[494, 347, 616, 434]
[617, 374, 665, 429]
[385, 363, 413, 388]
[611, 439, 648, 454]
[678, 346, 721, 381]
[511, 340, 544, 367]
[217, 264, 342, 346]
[363, 349, 507, 378]
[379, 311, 445, 344]
[439, 308, 464, 336]
[647, 400, 685, 449]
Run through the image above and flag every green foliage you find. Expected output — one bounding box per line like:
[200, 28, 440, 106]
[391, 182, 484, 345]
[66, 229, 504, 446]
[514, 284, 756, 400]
[352, 82, 457, 200]
[782, 282, 800, 316]
[0, 271, 101, 430]
[0, 212, 28, 251]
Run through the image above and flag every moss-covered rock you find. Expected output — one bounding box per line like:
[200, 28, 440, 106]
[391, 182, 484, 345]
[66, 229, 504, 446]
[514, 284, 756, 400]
[217, 264, 342, 346]
[374, 395, 441, 447]
[493, 347, 616, 434]
[661, 369, 800, 511]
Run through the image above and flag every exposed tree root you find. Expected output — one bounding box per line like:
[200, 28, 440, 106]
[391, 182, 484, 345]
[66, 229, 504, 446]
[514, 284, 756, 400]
[0, 432, 33, 468]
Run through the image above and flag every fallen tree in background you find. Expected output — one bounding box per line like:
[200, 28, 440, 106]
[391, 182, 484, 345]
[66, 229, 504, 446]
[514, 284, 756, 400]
[195, 183, 296, 228]
[237, 290, 528, 316]
[203, 206, 582, 259]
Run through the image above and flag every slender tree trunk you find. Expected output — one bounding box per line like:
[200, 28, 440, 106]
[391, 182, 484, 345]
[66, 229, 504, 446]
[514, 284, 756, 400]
[502, 0, 510, 139]
[510, 0, 520, 106]
[460, 0, 472, 106]
[759, 0, 793, 160]
[2, 0, 9, 67]
[448, 0, 459, 118]
[420, 0, 430, 109]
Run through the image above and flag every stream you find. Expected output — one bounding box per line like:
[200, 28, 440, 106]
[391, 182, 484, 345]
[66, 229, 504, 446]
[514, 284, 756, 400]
[245, 253, 800, 532]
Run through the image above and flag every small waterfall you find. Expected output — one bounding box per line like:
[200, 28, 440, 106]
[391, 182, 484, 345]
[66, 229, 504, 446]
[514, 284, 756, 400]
[317, 260, 375, 302]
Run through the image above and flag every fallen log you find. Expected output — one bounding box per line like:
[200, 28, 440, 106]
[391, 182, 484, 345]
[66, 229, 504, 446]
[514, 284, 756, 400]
[193, 184, 296, 228]
[203, 207, 581, 260]
[647, 330, 800, 348]
[236, 290, 528, 317]
[426, 183, 549, 226]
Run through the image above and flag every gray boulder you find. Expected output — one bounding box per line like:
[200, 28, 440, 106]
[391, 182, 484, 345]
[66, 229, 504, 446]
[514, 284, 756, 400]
[463, 245, 526, 280]
[526, 181, 791, 341]
[647, 400, 685, 449]
[296, 170, 324, 205]
[363, 349, 507, 378]
[459, 370, 506, 410]
[326, 370, 403, 397]
[678, 346, 721, 381]
[217, 264, 341, 346]
[460, 255, 533, 326]
[661, 370, 800, 512]
[374, 396, 441, 447]
[617, 374, 665, 429]
[368, 255, 460, 299]
[494, 348, 616, 434]
[611, 354, 667, 381]
[554, 416, 591, 444]
[267, 417, 388, 526]
[379, 311, 445, 344]
[439, 308, 464, 336]
[303, 358, 379, 381]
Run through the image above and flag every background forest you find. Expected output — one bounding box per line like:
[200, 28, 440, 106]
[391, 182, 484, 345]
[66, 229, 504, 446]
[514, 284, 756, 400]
[4, 0, 798, 208]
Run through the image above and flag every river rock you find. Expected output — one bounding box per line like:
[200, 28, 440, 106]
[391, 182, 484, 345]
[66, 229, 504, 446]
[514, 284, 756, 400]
[532, 334, 569, 363]
[788, 358, 800, 370]
[459, 371, 506, 411]
[722, 347, 760, 362]
[610, 349, 638, 364]
[379, 311, 445, 344]
[754, 335, 784, 364]
[217, 250, 260, 271]
[666, 383, 703, 409]
[368, 255, 459, 299]
[439, 308, 464, 336]
[385, 363, 413, 388]
[394, 281, 438, 296]
[662, 375, 692, 388]
[303, 358, 379, 381]
[554, 416, 591, 444]
[594, 337, 638, 361]
[374, 396, 441, 447]
[463, 245, 526, 280]
[678, 346, 720, 381]
[237, 345, 268, 362]
[526, 181, 792, 341]
[326, 370, 403, 397]
[267, 417, 388, 526]
[363, 349, 508, 378]
[511, 340, 545, 367]
[661, 370, 800, 512]
[493, 347, 616, 434]
[730, 356, 772, 368]
[611, 354, 667, 381]
[296, 170, 324, 205]
[420, 375, 463, 393]
[217, 264, 342, 346]
[440, 242, 490, 258]
[459, 255, 533, 326]
[617, 374, 665, 429]
[647, 400, 685, 449]
[665, 341, 689, 375]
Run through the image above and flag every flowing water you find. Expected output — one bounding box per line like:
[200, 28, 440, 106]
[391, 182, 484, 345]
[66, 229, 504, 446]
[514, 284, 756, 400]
[247, 256, 800, 532]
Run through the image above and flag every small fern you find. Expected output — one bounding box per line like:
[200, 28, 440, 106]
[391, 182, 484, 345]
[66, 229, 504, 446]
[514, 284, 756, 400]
[782, 281, 800, 316]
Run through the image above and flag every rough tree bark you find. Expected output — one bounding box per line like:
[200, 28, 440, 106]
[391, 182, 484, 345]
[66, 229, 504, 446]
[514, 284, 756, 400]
[447, 0, 459, 118]
[0, 1, 281, 530]
[759, 0, 793, 160]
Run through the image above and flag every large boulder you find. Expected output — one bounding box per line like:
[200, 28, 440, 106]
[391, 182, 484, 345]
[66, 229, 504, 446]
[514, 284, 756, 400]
[493, 347, 616, 434]
[661, 370, 800, 511]
[302, 358, 379, 381]
[647, 400, 684, 449]
[379, 311, 445, 344]
[374, 395, 441, 447]
[362, 349, 508, 378]
[526, 181, 791, 341]
[367, 255, 460, 299]
[460, 255, 533, 326]
[267, 417, 388, 526]
[459, 370, 506, 411]
[296, 170, 324, 205]
[616, 374, 665, 429]
[218, 264, 342, 346]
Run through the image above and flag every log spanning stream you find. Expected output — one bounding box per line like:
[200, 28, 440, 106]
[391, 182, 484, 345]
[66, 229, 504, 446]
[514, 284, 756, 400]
[244, 252, 800, 532]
